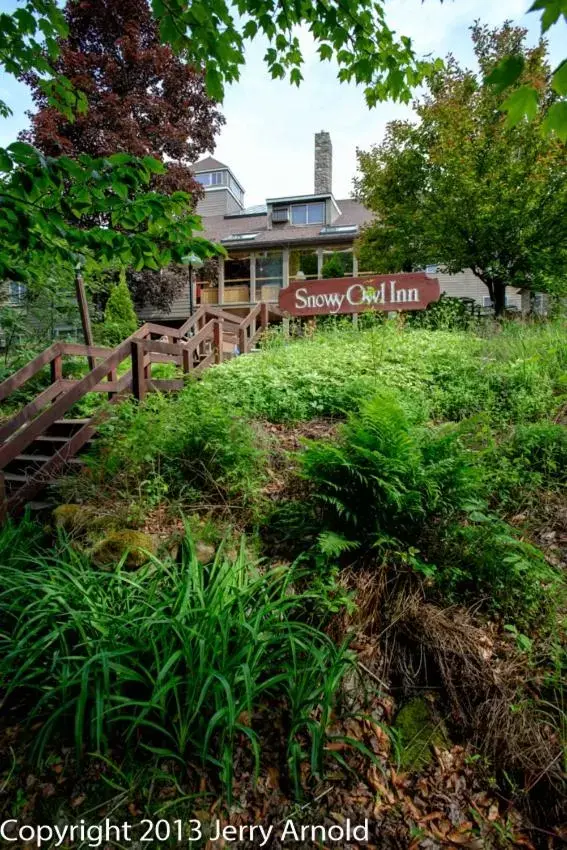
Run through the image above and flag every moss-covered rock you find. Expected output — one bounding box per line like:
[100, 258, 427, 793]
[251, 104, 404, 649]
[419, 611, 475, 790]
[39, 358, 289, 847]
[91, 530, 156, 569]
[52, 504, 119, 538]
[394, 696, 451, 772]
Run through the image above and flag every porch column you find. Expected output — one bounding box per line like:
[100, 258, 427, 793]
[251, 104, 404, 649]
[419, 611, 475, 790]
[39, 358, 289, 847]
[282, 248, 290, 290]
[250, 253, 257, 303]
[217, 257, 225, 306]
[317, 247, 323, 278]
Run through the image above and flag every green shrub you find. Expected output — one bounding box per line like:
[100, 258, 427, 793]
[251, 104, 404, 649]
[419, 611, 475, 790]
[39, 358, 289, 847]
[0, 529, 352, 799]
[436, 515, 562, 624]
[299, 395, 477, 554]
[95, 391, 267, 513]
[408, 294, 478, 331]
[97, 273, 138, 346]
[321, 252, 346, 278]
[506, 422, 567, 484]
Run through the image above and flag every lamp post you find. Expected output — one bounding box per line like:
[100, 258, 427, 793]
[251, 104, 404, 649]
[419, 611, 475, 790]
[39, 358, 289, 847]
[182, 253, 204, 317]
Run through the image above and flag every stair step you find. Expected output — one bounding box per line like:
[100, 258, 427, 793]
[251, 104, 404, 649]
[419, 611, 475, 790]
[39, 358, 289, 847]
[4, 473, 29, 483]
[54, 419, 90, 425]
[16, 454, 84, 465]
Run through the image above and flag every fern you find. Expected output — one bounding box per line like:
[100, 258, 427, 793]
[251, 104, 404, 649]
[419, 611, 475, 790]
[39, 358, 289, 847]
[301, 394, 477, 554]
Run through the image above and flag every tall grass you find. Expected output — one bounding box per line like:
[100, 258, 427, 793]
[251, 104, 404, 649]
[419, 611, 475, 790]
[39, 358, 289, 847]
[0, 525, 352, 799]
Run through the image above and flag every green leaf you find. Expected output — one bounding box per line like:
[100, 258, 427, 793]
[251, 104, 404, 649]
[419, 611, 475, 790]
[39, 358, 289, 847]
[542, 101, 567, 141]
[501, 85, 539, 126]
[485, 55, 525, 92]
[551, 59, 567, 95]
[205, 66, 223, 102]
[529, 0, 567, 33]
[0, 149, 12, 172]
[107, 152, 133, 166]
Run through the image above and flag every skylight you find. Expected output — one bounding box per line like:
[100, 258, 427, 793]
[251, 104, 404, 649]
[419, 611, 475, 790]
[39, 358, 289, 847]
[221, 233, 258, 242]
[320, 225, 358, 234]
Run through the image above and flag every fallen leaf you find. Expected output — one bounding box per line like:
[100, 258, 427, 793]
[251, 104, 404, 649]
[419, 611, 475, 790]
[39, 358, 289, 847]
[71, 794, 86, 808]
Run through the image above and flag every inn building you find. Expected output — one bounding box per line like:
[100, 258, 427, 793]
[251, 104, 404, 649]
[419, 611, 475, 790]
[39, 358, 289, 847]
[139, 131, 526, 321]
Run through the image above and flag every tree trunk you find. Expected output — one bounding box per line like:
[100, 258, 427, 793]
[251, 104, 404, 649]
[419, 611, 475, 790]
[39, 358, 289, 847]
[493, 281, 506, 317]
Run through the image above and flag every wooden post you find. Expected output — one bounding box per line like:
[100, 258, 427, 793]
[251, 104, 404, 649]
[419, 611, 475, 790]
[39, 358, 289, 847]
[239, 325, 247, 355]
[50, 353, 63, 384]
[214, 319, 224, 364]
[107, 367, 117, 400]
[260, 301, 269, 329]
[75, 273, 96, 371]
[182, 347, 192, 374]
[131, 340, 146, 401]
[0, 472, 6, 526]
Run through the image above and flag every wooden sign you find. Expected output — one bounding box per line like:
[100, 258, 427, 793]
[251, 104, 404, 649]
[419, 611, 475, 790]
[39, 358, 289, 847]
[279, 273, 440, 316]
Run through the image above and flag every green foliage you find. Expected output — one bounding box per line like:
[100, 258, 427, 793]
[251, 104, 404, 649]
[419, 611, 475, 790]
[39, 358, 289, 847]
[98, 275, 138, 345]
[482, 421, 567, 506]
[0, 528, 352, 799]
[321, 252, 346, 279]
[408, 295, 478, 331]
[506, 422, 567, 484]
[437, 515, 561, 623]
[489, 2, 567, 138]
[0, 145, 223, 282]
[299, 395, 477, 553]
[355, 23, 567, 314]
[95, 391, 267, 513]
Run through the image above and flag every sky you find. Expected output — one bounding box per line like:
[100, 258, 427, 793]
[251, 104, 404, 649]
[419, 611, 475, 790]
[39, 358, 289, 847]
[1, 0, 565, 207]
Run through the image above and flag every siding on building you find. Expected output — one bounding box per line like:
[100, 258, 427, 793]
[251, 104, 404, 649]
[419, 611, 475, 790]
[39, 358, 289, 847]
[196, 189, 243, 217]
[436, 268, 522, 308]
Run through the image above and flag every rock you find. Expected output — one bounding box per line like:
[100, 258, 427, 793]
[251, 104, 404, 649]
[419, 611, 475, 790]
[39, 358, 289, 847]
[394, 696, 451, 771]
[52, 504, 119, 538]
[195, 541, 216, 564]
[91, 530, 156, 569]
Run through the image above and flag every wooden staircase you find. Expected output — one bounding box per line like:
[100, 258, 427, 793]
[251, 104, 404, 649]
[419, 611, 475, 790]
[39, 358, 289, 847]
[0, 303, 281, 520]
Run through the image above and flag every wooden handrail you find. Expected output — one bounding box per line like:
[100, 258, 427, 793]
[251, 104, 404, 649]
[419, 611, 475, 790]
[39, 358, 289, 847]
[0, 324, 155, 469]
[59, 343, 113, 357]
[0, 342, 62, 402]
[239, 302, 262, 331]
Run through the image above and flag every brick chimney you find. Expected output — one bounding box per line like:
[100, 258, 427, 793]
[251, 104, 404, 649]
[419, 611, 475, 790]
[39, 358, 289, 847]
[314, 131, 332, 195]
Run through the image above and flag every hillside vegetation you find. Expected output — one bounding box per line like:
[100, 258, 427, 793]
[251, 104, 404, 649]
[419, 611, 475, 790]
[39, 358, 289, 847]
[1, 318, 566, 848]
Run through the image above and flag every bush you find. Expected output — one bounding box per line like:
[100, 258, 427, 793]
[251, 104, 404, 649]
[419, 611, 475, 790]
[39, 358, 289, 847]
[436, 515, 562, 624]
[299, 395, 477, 554]
[506, 422, 567, 484]
[408, 294, 478, 331]
[97, 273, 138, 346]
[321, 252, 346, 279]
[94, 391, 267, 514]
[0, 528, 353, 799]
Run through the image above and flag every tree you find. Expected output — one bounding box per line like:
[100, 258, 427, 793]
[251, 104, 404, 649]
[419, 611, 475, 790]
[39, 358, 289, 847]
[355, 23, 567, 316]
[21, 0, 223, 199]
[489, 1, 567, 138]
[321, 253, 346, 279]
[0, 0, 437, 290]
[99, 271, 138, 345]
[19, 0, 225, 312]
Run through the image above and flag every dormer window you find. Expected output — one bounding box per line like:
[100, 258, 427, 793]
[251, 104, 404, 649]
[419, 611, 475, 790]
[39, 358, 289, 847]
[291, 202, 325, 225]
[196, 171, 225, 187]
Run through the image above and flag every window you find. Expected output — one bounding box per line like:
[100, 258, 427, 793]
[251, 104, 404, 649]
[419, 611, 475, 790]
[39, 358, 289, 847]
[9, 282, 26, 303]
[322, 248, 354, 277]
[221, 233, 258, 243]
[195, 170, 225, 187]
[320, 225, 357, 234]
[256, 251, 283, 289]
[228, 174, 244, 205]
[291, 202, 325, 225]
[290, 248, 318, 279]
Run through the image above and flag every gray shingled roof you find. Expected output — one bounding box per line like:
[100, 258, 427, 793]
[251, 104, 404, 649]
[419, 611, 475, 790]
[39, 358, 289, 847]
[199, 198, 374, 249]
[192, 155, 229, 172]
